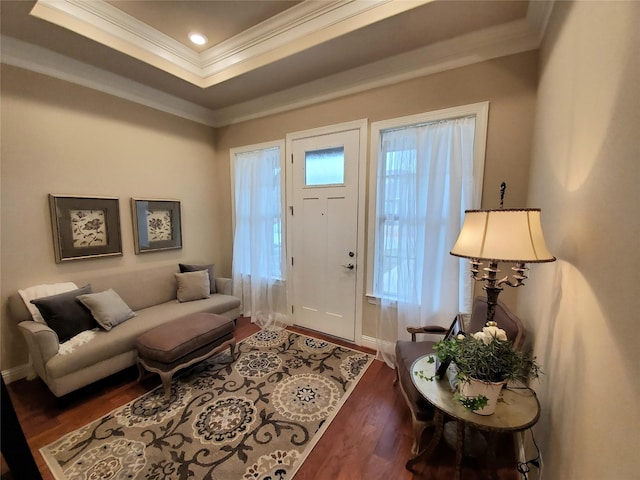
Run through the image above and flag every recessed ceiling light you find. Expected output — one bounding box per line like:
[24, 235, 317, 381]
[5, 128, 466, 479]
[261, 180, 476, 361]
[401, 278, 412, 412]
[188, 32, 208, 46]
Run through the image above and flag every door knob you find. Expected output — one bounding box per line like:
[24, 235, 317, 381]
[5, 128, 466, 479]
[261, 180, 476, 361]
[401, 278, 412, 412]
[342, 263, 355, 270]
[348, 251, 355, 257]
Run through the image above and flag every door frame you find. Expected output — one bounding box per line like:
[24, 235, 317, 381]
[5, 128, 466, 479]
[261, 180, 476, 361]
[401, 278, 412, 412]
[285, 119, 368, 345]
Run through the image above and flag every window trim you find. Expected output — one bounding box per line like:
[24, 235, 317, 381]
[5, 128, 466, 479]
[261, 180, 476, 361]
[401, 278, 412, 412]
[365, 102, 489, 299]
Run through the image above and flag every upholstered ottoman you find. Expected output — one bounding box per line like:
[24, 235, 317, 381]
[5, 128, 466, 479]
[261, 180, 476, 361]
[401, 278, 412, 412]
[136, 313, 236, 400]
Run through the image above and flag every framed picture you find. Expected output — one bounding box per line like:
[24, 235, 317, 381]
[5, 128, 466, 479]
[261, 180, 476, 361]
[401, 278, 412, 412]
[48, 194, 123, 263]
[435, 314, 465, 378]
[131, 198, 182, 254]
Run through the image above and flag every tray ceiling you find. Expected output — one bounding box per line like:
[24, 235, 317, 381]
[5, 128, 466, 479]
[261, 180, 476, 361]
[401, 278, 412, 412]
[0, 0, 553, 126]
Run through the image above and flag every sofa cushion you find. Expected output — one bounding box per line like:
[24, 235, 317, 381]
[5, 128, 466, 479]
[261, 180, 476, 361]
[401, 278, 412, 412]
[77, 289, 136, 331]
[175, 270, 210, 302]
[31, 285, 96, 343]
[179, 263, 217, 293]
[75, 265, 179, 312]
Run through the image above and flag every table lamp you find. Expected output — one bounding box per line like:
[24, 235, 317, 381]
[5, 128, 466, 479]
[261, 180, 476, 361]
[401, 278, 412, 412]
[450, 183, 555, 323]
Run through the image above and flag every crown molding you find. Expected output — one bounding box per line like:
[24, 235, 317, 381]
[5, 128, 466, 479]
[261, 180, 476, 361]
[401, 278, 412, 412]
[0, 36, 219, 126]
[525, 0, 555, 44]
[213, 1, 555, 126]
[2, 1, 554, 128]
[30, 0, 204, 85]
[30, 0, 435, 88]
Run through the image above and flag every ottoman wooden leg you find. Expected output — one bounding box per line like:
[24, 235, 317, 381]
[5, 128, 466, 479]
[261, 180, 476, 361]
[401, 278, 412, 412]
[136, 360, 146, 382]
[159, 372, 173, 402]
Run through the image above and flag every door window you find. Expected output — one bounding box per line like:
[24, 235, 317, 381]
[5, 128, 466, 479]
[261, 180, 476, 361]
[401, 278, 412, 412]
[304, 147, 345, 186]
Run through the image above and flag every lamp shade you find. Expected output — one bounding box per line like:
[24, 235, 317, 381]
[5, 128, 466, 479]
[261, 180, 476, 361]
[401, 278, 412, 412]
[450, 209, 555, 263]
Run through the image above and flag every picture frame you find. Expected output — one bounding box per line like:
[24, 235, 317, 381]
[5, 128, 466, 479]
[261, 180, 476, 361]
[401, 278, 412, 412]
[48, 194, 123, 263]
[435, 314, 465, 378]
[131, 198, 182, 254]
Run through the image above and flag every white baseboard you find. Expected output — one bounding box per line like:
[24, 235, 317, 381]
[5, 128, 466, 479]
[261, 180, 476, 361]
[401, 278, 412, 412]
[2, 363, 33, 384]
[516, 431, 526, 470]
[516, 429, 543, 480]
[360, 334, 378, 351]
[360, 334, 395, 360]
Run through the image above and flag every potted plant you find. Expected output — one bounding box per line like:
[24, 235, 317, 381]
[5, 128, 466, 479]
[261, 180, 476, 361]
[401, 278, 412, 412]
[429, 322, 541, 415]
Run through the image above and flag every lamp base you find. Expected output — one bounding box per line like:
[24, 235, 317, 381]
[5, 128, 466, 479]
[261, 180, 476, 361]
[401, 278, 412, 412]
[471, 260, 526, 326]
[483, 285, 503, 324]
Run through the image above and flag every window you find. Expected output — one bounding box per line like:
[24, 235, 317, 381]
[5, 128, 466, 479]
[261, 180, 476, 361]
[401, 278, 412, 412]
[368, 103, 488, 314]
[231, 143, 285, 280]
[377, 148, 415, 298]
[305, 147, 345, 186]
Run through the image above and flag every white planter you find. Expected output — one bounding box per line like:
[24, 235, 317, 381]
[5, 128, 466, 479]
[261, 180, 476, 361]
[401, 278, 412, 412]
[459, 377, 505, 415]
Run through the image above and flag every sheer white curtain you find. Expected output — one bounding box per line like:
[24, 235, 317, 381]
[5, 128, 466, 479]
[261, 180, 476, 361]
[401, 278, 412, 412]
[232, 146, 288, 329]
[374, 116, 478, 367]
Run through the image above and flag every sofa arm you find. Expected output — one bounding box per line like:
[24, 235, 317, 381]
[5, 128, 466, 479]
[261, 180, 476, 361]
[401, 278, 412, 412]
[18, 321, 59, 380]
[215, 277, 233, 296]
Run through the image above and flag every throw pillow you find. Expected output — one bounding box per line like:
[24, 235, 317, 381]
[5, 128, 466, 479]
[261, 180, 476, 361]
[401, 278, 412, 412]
[175, 270, 211, 302]
[77, 289, 137, 331]
[179, 263, 217, 293]
[31, 285, 96, 343]
[18, 282, 79, 324]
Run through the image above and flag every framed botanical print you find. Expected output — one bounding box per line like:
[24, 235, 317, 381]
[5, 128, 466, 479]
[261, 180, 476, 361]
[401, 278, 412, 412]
[131, 198, 182, 254]
[49, 194, 123, 263]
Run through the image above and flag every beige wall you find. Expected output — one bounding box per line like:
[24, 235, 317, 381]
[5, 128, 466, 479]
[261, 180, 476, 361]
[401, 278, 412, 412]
[1, 50, 538, 372]
[215, 51, 539, 337]
[520, 2, 639, 478]
[3, 5, 637, 472]
[0, 65, 220, 372]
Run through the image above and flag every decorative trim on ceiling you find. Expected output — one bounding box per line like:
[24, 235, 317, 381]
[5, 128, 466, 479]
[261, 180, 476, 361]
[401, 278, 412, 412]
[214, 2, 553, 126]
[1, 2, 554, 128]
[30, 0, 202, 84]
[0, 36, 219, 126]
[30, 0, 435, 88]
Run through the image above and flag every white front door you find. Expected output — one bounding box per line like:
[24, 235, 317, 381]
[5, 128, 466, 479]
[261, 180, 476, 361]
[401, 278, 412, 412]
[288, 124, 363, 341]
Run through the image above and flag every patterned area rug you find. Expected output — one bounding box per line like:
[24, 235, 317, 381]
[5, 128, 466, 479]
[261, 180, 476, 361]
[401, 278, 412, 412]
[41, 329, 373, 480]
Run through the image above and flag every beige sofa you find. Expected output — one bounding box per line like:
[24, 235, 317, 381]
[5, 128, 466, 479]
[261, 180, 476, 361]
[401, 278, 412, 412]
[8, 264, 241, 397]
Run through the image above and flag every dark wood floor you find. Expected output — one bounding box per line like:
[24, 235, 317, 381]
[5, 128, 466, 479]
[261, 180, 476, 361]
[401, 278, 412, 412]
[5, 318, 520, 479]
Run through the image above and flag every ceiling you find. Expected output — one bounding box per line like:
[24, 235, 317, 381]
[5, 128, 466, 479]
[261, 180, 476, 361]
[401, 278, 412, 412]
[0, 0, 553, 126]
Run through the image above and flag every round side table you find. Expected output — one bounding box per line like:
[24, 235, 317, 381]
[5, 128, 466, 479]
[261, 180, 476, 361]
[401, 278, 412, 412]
[407, 355, 540, 479]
